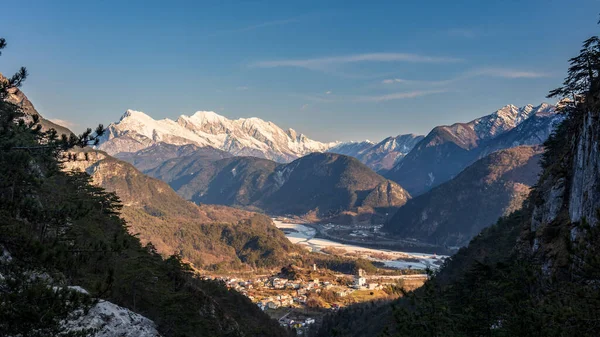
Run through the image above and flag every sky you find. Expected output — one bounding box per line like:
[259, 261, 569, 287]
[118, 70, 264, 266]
[1, 0, 598, 142]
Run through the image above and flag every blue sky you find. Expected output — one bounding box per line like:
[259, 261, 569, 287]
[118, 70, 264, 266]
[1, 0, 598, 142]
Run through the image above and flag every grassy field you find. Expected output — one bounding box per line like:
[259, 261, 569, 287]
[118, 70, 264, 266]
[343, 289, 390, 304]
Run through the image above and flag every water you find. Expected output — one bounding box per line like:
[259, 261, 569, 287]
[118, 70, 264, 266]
[273, 220, 445, 270]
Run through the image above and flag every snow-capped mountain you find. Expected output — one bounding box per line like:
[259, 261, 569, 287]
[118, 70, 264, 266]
[328, 140, 375, 157]
[357, 134, 424, 171]
[329, 135, 424, 171]
[470, 103, 554, 143]
[97, 110, 338, 162]
[386, 103, 559, 196]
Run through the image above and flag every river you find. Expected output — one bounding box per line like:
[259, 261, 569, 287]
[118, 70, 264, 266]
[273, 219, 446, 270]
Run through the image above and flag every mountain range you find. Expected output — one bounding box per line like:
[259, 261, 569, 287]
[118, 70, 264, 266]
[385, 103, 561, 196]
[97, 108, 428, 171]
[96, 103, 561, 229]
[98, 109, 337, 162]
[147, 152, 411, 223]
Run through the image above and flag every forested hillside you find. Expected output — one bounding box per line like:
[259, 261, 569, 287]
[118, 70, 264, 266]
[148, 152, 411, 223]
[62, 148, 298, 270]
[385, 145, 543, 247]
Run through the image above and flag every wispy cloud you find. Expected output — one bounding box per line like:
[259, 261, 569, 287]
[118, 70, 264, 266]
[251, 52, 463, 70]
[381, 78, 453, 86]
[236, 86, 249, 91]
[354, 89, 448, 102]
[381, 67, 551, 86]
[325, 90, 332, 95]
[447, 28, 478, 39]
[471, 67, 551, 79]
[49, 118, 77, 128]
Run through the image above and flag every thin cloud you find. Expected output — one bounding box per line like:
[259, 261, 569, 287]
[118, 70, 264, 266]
[251, 52, 464, 70]
[325, 90, 332, 95]
[49, 118, 77, 128]
[381, 67, 551, 86]
[354, 89, 448, 102]
[381, 78, 453, 86]
[236, 86, 249, 91]
[472, 67, 551, 78]
[301, 104, 310, 110]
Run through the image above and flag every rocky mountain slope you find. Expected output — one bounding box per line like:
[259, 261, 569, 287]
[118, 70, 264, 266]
[1, 73, 73, 136]
[329, 134, 424, 171]
[148, 152, 411, 222]
[386, 103, 560, 196]
[384, 145, 543, 247]
[63, 148, 296, 269]
[97, 109, 337, 162]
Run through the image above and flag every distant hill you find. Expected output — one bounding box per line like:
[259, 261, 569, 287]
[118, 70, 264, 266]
[148, 152, 411, 223]
[114, 142, 231, 171]
[384, 146, 543, 247]
[386, 103, 560, 196]
[63, 148, 297, 269]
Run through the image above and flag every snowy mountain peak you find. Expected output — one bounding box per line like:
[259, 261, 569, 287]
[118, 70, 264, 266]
[533, 102, 556, 116]
[120, 109, 153, 122]
[98, 109, 336, 162]
[188, 110, 227, 124]
[471, 103, 556, 141]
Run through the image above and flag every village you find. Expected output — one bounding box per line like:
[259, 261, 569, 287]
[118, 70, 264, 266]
[202, 264, 427, 334]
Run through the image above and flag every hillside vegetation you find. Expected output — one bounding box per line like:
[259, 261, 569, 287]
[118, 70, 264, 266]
[63, 148, 298, 270]
[385, 145, 543, 247]
[148, 152, 411, 222]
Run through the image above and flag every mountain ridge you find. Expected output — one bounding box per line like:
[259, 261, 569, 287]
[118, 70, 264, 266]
[1, 73, 73, 136]
[147, 151, 411, 223]
[98, 109, 338, 162]
[386, 103, 560, 195]
[384, 145, 543, 247]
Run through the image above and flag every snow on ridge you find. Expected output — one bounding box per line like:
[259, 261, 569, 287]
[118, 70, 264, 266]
[468, 102, 556, 141]
[99, 109, 338, 162]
